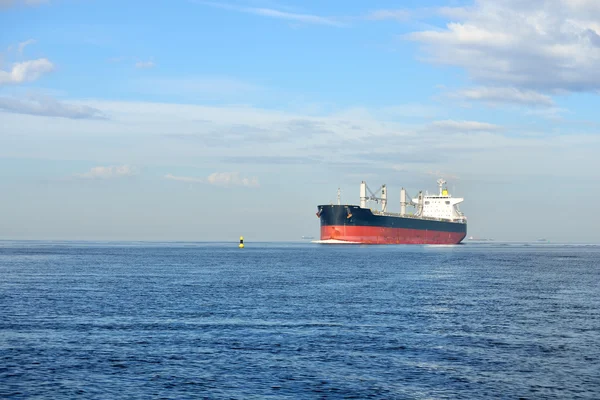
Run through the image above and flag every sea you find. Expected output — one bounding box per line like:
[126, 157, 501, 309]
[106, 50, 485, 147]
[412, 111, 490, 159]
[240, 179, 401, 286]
[1, 241, 599, 399]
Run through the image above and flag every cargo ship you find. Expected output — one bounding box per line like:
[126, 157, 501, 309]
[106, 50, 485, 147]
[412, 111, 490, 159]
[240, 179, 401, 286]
[315, 179, 467, 245]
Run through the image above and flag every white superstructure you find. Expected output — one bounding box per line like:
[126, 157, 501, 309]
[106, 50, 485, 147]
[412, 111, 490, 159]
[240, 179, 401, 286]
[358, 178, 466, 223]
[414, 179, 465, 222]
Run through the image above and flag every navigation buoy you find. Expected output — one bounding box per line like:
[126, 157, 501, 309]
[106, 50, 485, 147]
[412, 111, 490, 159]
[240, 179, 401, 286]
[239, 236, 244, 248]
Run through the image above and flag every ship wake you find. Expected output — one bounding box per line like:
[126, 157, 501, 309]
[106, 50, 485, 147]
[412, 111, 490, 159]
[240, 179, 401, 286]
[311, 239, 361, 245]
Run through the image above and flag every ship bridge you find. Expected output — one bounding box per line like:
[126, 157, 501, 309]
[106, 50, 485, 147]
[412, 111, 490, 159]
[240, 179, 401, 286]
[416, 179, 465, 222]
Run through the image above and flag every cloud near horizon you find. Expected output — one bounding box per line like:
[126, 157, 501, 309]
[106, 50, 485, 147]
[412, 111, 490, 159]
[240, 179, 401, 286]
[3, 98, 597, 185]
[165, 172, 260, 188]
[75, 165, 136, 179]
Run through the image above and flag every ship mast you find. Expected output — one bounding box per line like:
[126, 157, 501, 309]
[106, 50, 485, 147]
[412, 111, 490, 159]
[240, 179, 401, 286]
[400, 187, 407, 216]
[337, 188, 341, 205]
[437, 178, 446, 196]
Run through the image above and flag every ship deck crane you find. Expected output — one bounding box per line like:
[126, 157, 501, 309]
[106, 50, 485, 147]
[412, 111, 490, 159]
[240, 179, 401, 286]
[360, 181, 388, 212]
[360, 181, 424, 215]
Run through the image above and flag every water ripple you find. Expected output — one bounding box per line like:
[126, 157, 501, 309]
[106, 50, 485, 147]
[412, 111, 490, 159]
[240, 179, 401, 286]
[1, 243, 599, 399]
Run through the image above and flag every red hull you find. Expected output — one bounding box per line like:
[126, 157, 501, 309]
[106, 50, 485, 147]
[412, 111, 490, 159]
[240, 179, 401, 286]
[320, 225, 466, 245]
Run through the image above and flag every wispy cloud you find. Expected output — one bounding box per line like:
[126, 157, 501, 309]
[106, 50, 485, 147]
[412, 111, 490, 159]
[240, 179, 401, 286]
[164, 174, 203, 183]
[5, 98, 596, 186]
[75, 165, 136, 179]
[429, 120, 502, 132]
[423, 170, 460, 180]
[17, 39, 36, 54]
[208, 172, 259, 187]
[135, 60, 155, 69]
[0, 58, 54, 85]
[365, 9, 410, 22]
[165, 172, 259, 187]
[0, 94, 106, 119]
[106, 56, 156, 68]
[193, 1, 344, 27]
[447, 87, 555, 107]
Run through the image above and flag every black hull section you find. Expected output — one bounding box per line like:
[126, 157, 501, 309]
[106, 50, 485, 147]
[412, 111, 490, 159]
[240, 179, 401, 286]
[318, 205, 467, 233]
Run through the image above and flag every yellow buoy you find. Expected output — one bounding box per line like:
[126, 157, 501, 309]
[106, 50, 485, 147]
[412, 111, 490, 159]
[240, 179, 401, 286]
[239, 236, 244, 248]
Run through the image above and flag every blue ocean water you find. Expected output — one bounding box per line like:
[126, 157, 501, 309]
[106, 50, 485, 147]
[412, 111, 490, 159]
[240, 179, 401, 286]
[1, 241, 599, 399]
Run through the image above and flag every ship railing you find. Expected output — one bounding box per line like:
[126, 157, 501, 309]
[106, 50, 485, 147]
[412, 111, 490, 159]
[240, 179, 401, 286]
[371, 210, 466, 223]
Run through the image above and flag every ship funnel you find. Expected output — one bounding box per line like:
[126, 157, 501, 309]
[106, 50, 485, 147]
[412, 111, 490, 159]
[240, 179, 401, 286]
[437, 178, 447, 196]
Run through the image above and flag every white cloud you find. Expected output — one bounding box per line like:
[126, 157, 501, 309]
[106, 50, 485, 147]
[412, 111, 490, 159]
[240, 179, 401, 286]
[408, 0, 600, 92]
[165, 172, 259, 187]
[429, 119, 502, 132]
[0, 95, 106, 119]
[135, 60, 155, 69]
[194, 1, 343, 27]
[75, 165, 136, 179]
[448, 87, 555, 107]
[0, 58, 54, 85]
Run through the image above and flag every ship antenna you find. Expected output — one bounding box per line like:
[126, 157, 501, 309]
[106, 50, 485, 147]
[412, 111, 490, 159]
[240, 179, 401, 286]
[437, 178, 446, 196]
[337, 188, 341, 205]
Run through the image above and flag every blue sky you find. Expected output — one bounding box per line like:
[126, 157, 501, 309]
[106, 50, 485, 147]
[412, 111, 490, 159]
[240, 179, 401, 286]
[1, 0, 600, 242]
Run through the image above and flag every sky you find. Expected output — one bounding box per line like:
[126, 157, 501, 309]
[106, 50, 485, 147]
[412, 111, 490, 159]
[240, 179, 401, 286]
[1, 0, 600, 242]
